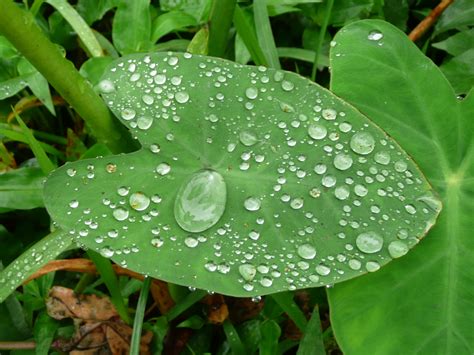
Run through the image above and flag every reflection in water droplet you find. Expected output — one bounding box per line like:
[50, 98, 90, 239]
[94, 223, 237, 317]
[100, 246, 114, 258]
[350, 132, 375, 155]
[308, 124, 327, 140]
[244, 197, 261, 211]
[174, 170, 226, 233]
[348, 259, 361, 270]
[322, 109, 337, 120]
[137, 116, 153, 130]
[335, 186, 350, 200]
[297, 244, 316, 260]
[129, 192, 150, 211]
[175, 91, 190, 103]
[245, 87, 258, 99]
[388, 240, 408, 258]
[121, 109, 136, 121]
[314, 164, 327, 175]
[98, 80, 115, 93]
[69, 200, 79, 208]
[405, 204, 417, 214]
[281, 80, 294, 91]
[374, 151, 391, 165]
[356, 231, 383, 253]
[184, 236, 199, 248]
[290, 198, 304, 210]
[322, 175, 337, 187]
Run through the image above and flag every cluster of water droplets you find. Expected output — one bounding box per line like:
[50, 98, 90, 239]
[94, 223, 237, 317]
[55, 51, 442, 294]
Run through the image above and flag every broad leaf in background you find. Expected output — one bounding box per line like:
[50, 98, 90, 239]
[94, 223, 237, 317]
[328, 20, 474, 354]
[432, 28, 474, 56]
[439, 49, 474, 95]
[112, 0, 152, 54]
[45, 52, 439, 296]
[434, 0, 474, 35]
[160, 0, 212, 23]
[0, 167, 45, 210]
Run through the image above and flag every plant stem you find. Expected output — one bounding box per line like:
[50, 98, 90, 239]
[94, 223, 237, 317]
[0, 0, 136, 154]
[311, 0, 333, 82]
[0, 341, 36, 350]
[208, 0, 236, 57]
[130, 276, 151, 355]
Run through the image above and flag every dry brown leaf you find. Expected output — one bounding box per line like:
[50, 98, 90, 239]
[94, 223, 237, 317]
[201, 294, 229, 324]
[47, 286, 118, 321]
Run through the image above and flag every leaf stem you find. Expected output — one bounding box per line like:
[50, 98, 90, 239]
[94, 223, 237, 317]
[0, 0, 136, 154]
[130, 276, 151, 355]
[408, 0, 455, 41]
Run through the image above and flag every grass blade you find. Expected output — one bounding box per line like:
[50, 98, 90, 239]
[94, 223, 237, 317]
[165, 289, 207, 321]
[87, 250, 131, 323]
[151, 10, 197, 43]
[277, 47, 329, 66]
[0, 128, 64, 157]
[233, 5, 267, 66]
[130, 276, 151, 355]
[297, 305, 325, 355]
[270, 292, 307, 331]
[208, 0, 237, 57]
[311, 0, 333, 81]
[223, 319, 246, 355]
[259, 320, 281, 355]
[45, 0, 103, 57]
[15, 112, 55, 174]
[0, 229, 73, 303]
[253, 0, 280, 68]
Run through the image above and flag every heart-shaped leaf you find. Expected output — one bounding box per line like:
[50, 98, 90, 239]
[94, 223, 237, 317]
[327, 20, 474, 354]
[44, 52, 440, 296]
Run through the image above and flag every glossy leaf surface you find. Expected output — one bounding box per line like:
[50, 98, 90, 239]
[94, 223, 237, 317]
[44, 52, 440, 296]
[328, 20, 474, 354]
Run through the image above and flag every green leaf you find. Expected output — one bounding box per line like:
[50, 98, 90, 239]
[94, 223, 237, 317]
[297, 306, 324, 355]
[77, 0, 116, 25]
[80, 56, 115, 86]
[160, 0, 212, 23]
[17, 58, 55, 115]
[0, 167, 45, 210]
[328, 20, 474, 354]
[0, 35, 18, 59]
[44, 52, 440, 297]
[130, 276, 151, 355]
[15, 114, 56, 174]
[254, 0, 281, 68]
[271, 292, 307, 331]
[46, 0, 104, 57]
[151, 11, 198, 43]
[0, 229, 73, 303]
[112, 0, 152, 54]
[317, 0, 374, 27]
[433, 29, 474, 56]
[187, 27, 209, 55]
[259, 320, 281, 355]
[223, 319, 246, 355]
[440, 49, 474, 95]
[0, 75, 31, 100]
[382, 0, 408, 31]
[33, 312, 58, 355]
[434, 0, 474, 35]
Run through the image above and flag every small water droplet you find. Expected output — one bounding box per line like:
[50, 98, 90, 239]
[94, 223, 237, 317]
[69, 200, 79, 208]
[290, 198, 304, 210]
[113, 208, 129, 221]
[175, 91, 190, 103]
[316, 264, 331, 276]
[244, 196, 261, 211]
[365, 261, 380, 272]
[368, 30, 384, 41]
[100, 246, 114, 258]
[184, 236, 199, 248]
[388, 240, 408, 258]
[322, 175, 336, 187]
[121, 108, 136, 121]
[405, 204, 417, 215]
[156, 163, 171, 175]
[281, 80, 294, 91]
[322, 109, 337, 120]
[66, 168, 76, 177]
[129, 192, 150, 211]
[333, 153, 353, 170]
[348, 259, 362, 270]
[356, 231, 383, 253]
[239, 264, 256, 281]
[374, 151, 391, 165]
[350, 132, 375, 155]
[245, 87, 258, 99]
[98, 79, 115, 93]
[137, 116, 153, 130]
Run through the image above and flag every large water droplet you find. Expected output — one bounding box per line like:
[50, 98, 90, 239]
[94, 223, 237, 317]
[239, 130, 258, 146]
[244, 197, 261, 211]
[350, 132, 375, 155]
[297, 244, 316, 260]
[129, 192, 150, 211]
[356, 231, 383, 253]
[388, 240, 408, 258]
[239, 264, 256, 281]
[308, 124, 327, 140]
[174, 170, 226, 233]
[333, 153, 353, 170]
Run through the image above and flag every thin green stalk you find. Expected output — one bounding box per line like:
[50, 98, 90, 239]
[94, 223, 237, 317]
[0, 0, 136, 154]
[87, 250, 131, 324]
[254, 0, 280, 69]
[311, 0, 333, 81]
[296, 305, 325, 355]
[130, 276, 151, 355]
[208, 0, 236, 57]
[270, 292, 308, 331]
[223, 319, 245, 355]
